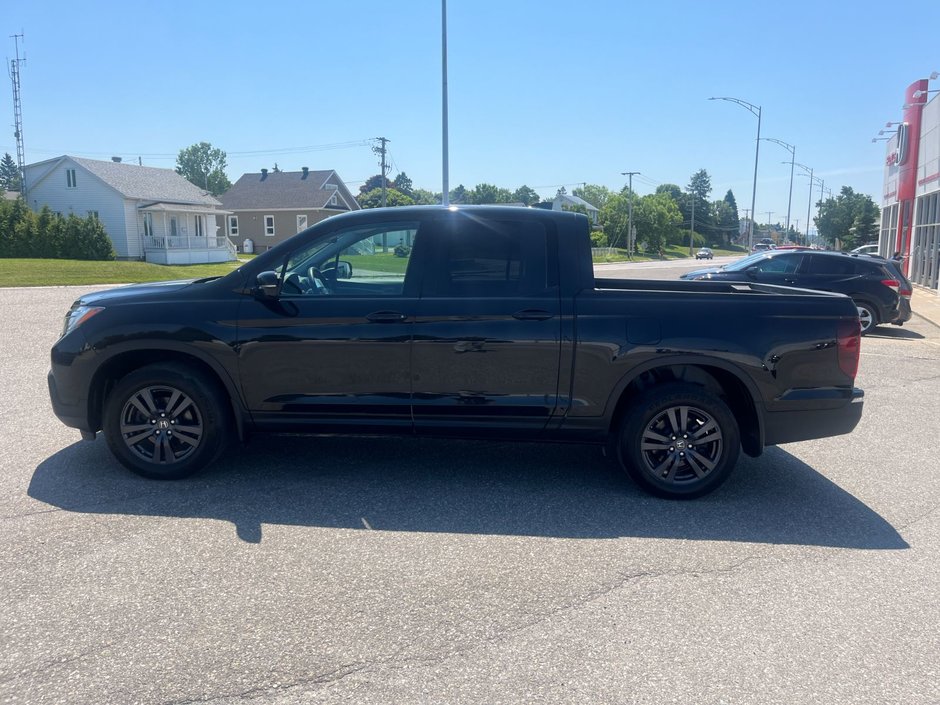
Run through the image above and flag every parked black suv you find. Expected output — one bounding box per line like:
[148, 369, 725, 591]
[681, 250, 901, 334]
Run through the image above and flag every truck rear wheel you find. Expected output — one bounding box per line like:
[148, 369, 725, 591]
[103, 364, 230, 480]
[618, 383, 740, 499]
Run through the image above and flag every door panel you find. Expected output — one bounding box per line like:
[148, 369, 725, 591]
[411, 214, 561, 435]
[236, 220, 423, 433]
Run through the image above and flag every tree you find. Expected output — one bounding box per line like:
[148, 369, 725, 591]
[688, 169, 712, 201]
[411, 188, 439, 205]
[573, 184, 614, 210]
[392, 172, 414, 199]
[467, 183, 512, 204]
[359, 174, 388, 194]
[633, 192, 682, 254]
[512, 185, 540, 206]
[449, 184, 468, 204]
[175, 142, 231, 196]
[814, 186, 880, 249]
[356, 187, 415, 209]
[0, 153, 21, 192]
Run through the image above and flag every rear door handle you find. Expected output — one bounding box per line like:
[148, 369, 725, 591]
[512, 309, 554, 321]
[366, 310, 407, 323]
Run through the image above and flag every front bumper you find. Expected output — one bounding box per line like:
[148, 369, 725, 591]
[763, 387, 864, 446]
[48, 370, 94, 434]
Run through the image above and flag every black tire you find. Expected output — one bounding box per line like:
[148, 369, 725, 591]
[103, 364, 231, 480]
[617, 383, 740, 499]
[853, 301, 877, 335]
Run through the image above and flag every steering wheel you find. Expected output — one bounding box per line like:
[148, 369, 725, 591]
[307, 266, 330, 295]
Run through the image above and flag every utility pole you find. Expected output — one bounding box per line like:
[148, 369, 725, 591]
[8, 33, 26, 200]
[765, 211, 774, 241]
[372, 137, 390, 208]
[621, 171, 640, 257]
[689, 187, 696, 257]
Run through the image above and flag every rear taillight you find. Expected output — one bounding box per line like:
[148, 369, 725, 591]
[837, 319, 861, 379]
[899, 287, 912, 298]
[880, 278, 900, 293]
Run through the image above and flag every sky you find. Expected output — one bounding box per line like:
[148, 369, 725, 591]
[3, 0, 940, 233]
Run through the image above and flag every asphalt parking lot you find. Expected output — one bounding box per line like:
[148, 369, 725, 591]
[2, 279, 939, 704]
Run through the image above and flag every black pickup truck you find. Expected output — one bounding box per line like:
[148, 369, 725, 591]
[49, 206, 864, 498]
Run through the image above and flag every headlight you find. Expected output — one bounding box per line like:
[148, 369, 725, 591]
[62, 305, 104, 337]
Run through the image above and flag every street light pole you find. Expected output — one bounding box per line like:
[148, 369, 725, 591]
[441, 0, 450, 206]
[762, 138, 796, 234]
[688, 186, 696, 256]
[795, 162, 814, 245]
[710, 97, 762, 253]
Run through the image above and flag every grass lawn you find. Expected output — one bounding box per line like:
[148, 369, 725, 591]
[0, 258, 246, 287]
[346, 252, 410, 273]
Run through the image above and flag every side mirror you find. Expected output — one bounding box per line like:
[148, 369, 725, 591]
[336, 260, 353, 279]
[745, 267, 759, 279]
[254, 270, 280, 299]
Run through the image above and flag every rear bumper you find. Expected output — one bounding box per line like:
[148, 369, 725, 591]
[763, 388, 864, 445]
[890, 297, 912, 325]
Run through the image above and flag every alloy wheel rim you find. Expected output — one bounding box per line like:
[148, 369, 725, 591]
[639, 404, 723, 484]
[119, 385, 203, 464]
[857, 306, 873, 333]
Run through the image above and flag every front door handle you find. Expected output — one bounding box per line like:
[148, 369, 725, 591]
[512, 309, 554, 321]
[366, 310, 407, 323]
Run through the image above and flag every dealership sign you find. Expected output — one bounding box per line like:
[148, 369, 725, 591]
[886, 123, 909, 167]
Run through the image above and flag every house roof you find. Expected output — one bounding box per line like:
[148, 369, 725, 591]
[219, 170, 359, 211]
[50, 156, 220, 206]
[552, 194, 598, 212]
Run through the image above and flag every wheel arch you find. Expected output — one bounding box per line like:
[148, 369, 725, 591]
[87, 346, 246, 440]
[606, 358, 763, 457]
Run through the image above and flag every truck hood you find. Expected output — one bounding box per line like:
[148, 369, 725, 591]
[76, 279, 202, 306]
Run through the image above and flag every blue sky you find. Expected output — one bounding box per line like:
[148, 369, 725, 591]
[3, 0, 940, 231]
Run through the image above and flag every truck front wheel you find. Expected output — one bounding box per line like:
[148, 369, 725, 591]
[618, 383, 740, 499]
[103, 364, 230, 480]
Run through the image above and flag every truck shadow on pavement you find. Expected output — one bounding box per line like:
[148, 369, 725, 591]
[30, 435, 908, 549]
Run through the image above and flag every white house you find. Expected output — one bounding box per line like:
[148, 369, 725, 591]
[24, 156, 235, 264]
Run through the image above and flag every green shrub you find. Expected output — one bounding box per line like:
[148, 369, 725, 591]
[0, 200, 114, 260]
[590, 229, 608, 247]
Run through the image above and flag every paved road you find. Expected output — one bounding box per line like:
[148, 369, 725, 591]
[1, 283, 939, 704]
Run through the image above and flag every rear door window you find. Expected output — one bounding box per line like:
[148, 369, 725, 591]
[422, 218, 554, 298]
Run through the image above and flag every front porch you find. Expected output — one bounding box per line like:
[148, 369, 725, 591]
[140, 202, 236, 264]
[143, 235, 238, 264]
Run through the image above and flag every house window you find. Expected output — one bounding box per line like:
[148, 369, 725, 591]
[264, 215, 275, 236]
[194, 215, 204, 237]
[328, 194, 337, 206]
[87, 210, 99, 220]
[143, 213, 154, 238]
[170, 216, 179, 237]
[228, 215, 238, 236]
[296, 214, 308, 233]
[66, 169, 77, 188]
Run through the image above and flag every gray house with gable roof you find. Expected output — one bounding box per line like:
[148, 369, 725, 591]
[218, 168, 359, 253]
[24, 155, 234, 264]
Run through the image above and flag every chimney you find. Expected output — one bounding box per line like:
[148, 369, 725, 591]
[111, 156, 122, 163]
[301, 167, 309, 179]
[260, 168, 268, 181]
